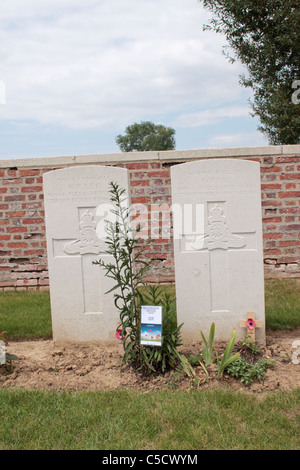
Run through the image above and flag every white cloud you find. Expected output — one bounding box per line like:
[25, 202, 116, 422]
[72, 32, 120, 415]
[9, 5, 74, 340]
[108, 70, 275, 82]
[172, 105, 250, 128]
[208, 131, 268, 148]
[0, 0, 248, 131]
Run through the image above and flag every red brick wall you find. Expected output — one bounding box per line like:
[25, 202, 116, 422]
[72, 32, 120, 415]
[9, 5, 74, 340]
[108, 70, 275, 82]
[260, 155, 300, 278]
[118, 160, 173, 283]
[0, 168, 48, 290]
[0, 147, 299, 290]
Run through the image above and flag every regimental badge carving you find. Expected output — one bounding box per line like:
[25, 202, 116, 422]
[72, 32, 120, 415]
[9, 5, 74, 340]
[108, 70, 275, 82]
[185, 203, 246, 251]
[206, 204, 246, 250]
[64, 210, 106, 255]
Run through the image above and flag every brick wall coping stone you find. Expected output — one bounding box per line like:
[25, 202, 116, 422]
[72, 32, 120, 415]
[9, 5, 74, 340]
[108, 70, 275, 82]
[1, 145, 300, 169]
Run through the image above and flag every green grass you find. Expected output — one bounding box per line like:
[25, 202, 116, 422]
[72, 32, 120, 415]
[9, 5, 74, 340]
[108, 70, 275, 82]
[0, 290, 52, 340]
[265, 279, 300, 329]
[0, 279, 299, 340]
[0, 388, 299, 450]
[0, 280, 299, 450]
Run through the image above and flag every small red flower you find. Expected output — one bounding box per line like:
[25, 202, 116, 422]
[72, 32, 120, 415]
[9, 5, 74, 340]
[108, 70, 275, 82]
[115, 329, 123, 340]
[245, 318, 256, 330]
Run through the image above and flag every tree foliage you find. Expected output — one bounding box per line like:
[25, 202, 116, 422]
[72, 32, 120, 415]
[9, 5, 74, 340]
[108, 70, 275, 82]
[116, 121, 176, 152]
[199, 0, 300, 144]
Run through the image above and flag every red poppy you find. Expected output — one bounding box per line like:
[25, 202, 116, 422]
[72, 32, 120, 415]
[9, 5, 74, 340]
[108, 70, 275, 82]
[245, 318, 255, 330]
[115, 329, 123, 340]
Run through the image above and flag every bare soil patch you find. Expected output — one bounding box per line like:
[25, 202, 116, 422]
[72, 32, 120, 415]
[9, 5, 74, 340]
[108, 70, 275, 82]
[1, 329, 300, 394]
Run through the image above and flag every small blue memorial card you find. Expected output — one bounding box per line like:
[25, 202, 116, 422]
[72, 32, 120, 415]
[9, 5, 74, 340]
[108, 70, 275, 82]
[140, 305, 162, 347]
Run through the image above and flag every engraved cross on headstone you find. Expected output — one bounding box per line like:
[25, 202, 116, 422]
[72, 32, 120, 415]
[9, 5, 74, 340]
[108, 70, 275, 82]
[53, 209, 107, 315]
[181, 202, 257, 313]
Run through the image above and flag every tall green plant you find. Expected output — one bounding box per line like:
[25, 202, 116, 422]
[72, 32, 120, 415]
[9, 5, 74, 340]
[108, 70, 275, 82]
[93, 182, 190, 376]
[93, 182, 151, 366]
[215, 328, 240, 378]
[201, 322, 215, 366]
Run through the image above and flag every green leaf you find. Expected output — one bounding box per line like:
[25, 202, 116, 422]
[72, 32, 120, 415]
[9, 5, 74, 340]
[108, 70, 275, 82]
[104, 284, 121, 295]
[6, 353, 18, 361]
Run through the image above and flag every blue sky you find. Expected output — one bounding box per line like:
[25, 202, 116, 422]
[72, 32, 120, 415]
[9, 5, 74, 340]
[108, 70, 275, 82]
[0, 0, 268, 160]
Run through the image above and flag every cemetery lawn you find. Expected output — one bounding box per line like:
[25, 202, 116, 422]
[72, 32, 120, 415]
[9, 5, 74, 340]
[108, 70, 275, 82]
[0, 279, 299, 340]
[0, 290, 51, 340]
[0, 388, 299, 450]
[0, 279, 299, 450]
[265, 279, 300, 330]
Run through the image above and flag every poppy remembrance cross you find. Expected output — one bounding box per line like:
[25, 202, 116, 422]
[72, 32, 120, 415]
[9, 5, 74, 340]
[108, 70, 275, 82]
[240, 312, 263, 343]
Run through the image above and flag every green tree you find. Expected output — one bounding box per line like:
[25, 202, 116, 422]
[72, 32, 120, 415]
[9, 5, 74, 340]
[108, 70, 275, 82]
[116, 121, 176, 152]
[199, 0, 300, 144]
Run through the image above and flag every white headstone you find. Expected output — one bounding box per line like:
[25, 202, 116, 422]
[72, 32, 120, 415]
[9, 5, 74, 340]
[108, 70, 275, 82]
[43, 165, 130, 343]
[171, 159, 265, 344]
